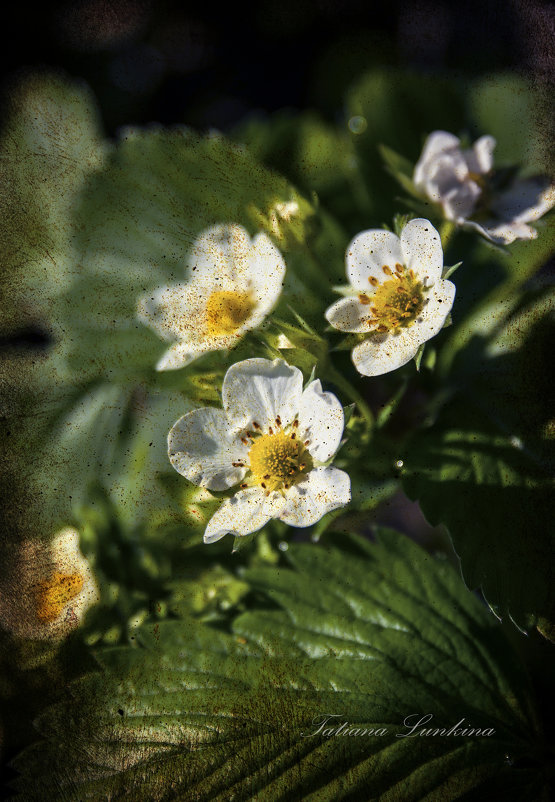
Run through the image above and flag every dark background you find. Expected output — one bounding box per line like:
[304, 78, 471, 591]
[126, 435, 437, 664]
[2, 0, 552, 137]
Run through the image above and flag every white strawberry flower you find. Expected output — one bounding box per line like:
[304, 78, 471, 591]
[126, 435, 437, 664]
[0, 528, 99, 641]
[168, 358, 351, 543]
[137, 224, 286, 371]
[413, 130, 554, 244]
[325, 219, 455, 377]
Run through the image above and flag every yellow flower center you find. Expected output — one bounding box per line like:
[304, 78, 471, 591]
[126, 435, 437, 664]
[248, 430, 312, 492]
[205, 290, 254, 337]
[361, 265, 425, 333]
[35, 571, 84, 623]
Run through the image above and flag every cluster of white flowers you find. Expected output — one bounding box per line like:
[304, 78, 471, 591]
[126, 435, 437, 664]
[132, 127, 553, 546]
[413, 130, 555, 245]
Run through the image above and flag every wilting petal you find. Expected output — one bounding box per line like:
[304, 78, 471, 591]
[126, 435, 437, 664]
[168, 408, 248, 491]
[297, 380, 344, 463]
[400, 218, 443, 286]
[204, 488, 287, 542]
[346, 230, 403, 290]
[492, 178, 555, 224]
[222, 358, 303, 432]
[325, 296, 373, 333]
[465, 135, 496, 175]
[280, 467, 351, 527]
[441, 181, 482, 222]
[413, 130, 462, 188]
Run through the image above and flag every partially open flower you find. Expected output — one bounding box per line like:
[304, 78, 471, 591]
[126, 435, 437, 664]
[168, 358, 351, 542]
[413, 130, 554, 244]
[0, 528, 99, 641]
[325, 219, 455, 376]
[138, 224, 286, 371]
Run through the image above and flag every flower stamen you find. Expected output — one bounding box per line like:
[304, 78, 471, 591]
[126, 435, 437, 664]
[368, 266, 425, 333]
[248, 430, 313, 492]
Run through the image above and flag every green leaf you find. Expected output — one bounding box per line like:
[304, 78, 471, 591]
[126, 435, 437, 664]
[403, 294, 555, 631]
[13, 531, 547, 800]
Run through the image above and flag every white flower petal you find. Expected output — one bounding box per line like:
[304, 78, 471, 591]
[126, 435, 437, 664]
[186, 223, 252, 287]
[400, 218, 443, 286]
[156, 341, 211, 371]
[411, 279, 456, 342]
[465, 135, 496, 175]
[243, 233, 286, 319]
[204, 488, 287, 542]
[222, 357, 303, 432]
[346, 230, 403, 290]
[168, 408, 248, 491]
[297, 380, 344, 463]
[480, 220, 538, 245]
[325, 296, 372, 333]
[492, 178, 555, 224]
[441, 181, 481, 222]
[352, 330, 419, 376]
[279, 467, 351, 528]
[137, 283, 206, 342]
[413, 131, 462, 188]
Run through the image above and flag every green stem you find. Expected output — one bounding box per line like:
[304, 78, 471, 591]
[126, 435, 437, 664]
[439, 220, 456, 251]
[326, 364, 374, 435]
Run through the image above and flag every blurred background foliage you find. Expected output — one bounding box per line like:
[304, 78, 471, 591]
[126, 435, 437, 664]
[0, 0, 554, 797]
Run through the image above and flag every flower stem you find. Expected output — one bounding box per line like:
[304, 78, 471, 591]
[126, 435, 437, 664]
[326, 364, 374, 435]
[439, 220, 456, 251]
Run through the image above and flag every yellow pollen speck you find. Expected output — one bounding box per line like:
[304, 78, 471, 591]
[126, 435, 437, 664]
[205, 290, 254, 337]
[35, 571, 84, 623]
[248, 431, 313, 492]
[369, 267, 425, 333]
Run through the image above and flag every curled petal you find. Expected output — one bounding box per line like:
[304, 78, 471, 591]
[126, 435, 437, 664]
[441, 181, 481, 222]
[346, 230, 403, 290]
[222, 357, 303, 432]
[168, 408, 248, 491]
[466, 135, 496, 175]
[204, 488, 287, 542]
[297, 380, 344, 463]
[279, 467, 351, 528]
[413, 130, 462, 189]
[491, 178, 555, 225]
[400, 218, 443, 286]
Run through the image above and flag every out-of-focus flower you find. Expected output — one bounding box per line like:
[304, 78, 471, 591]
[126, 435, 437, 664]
[138, 224, 286, 371]
[413, 130, 555, 244]
[0, 528, 99, 641]
[326, 219, 455, 376]
[168, 357, 350, 542]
